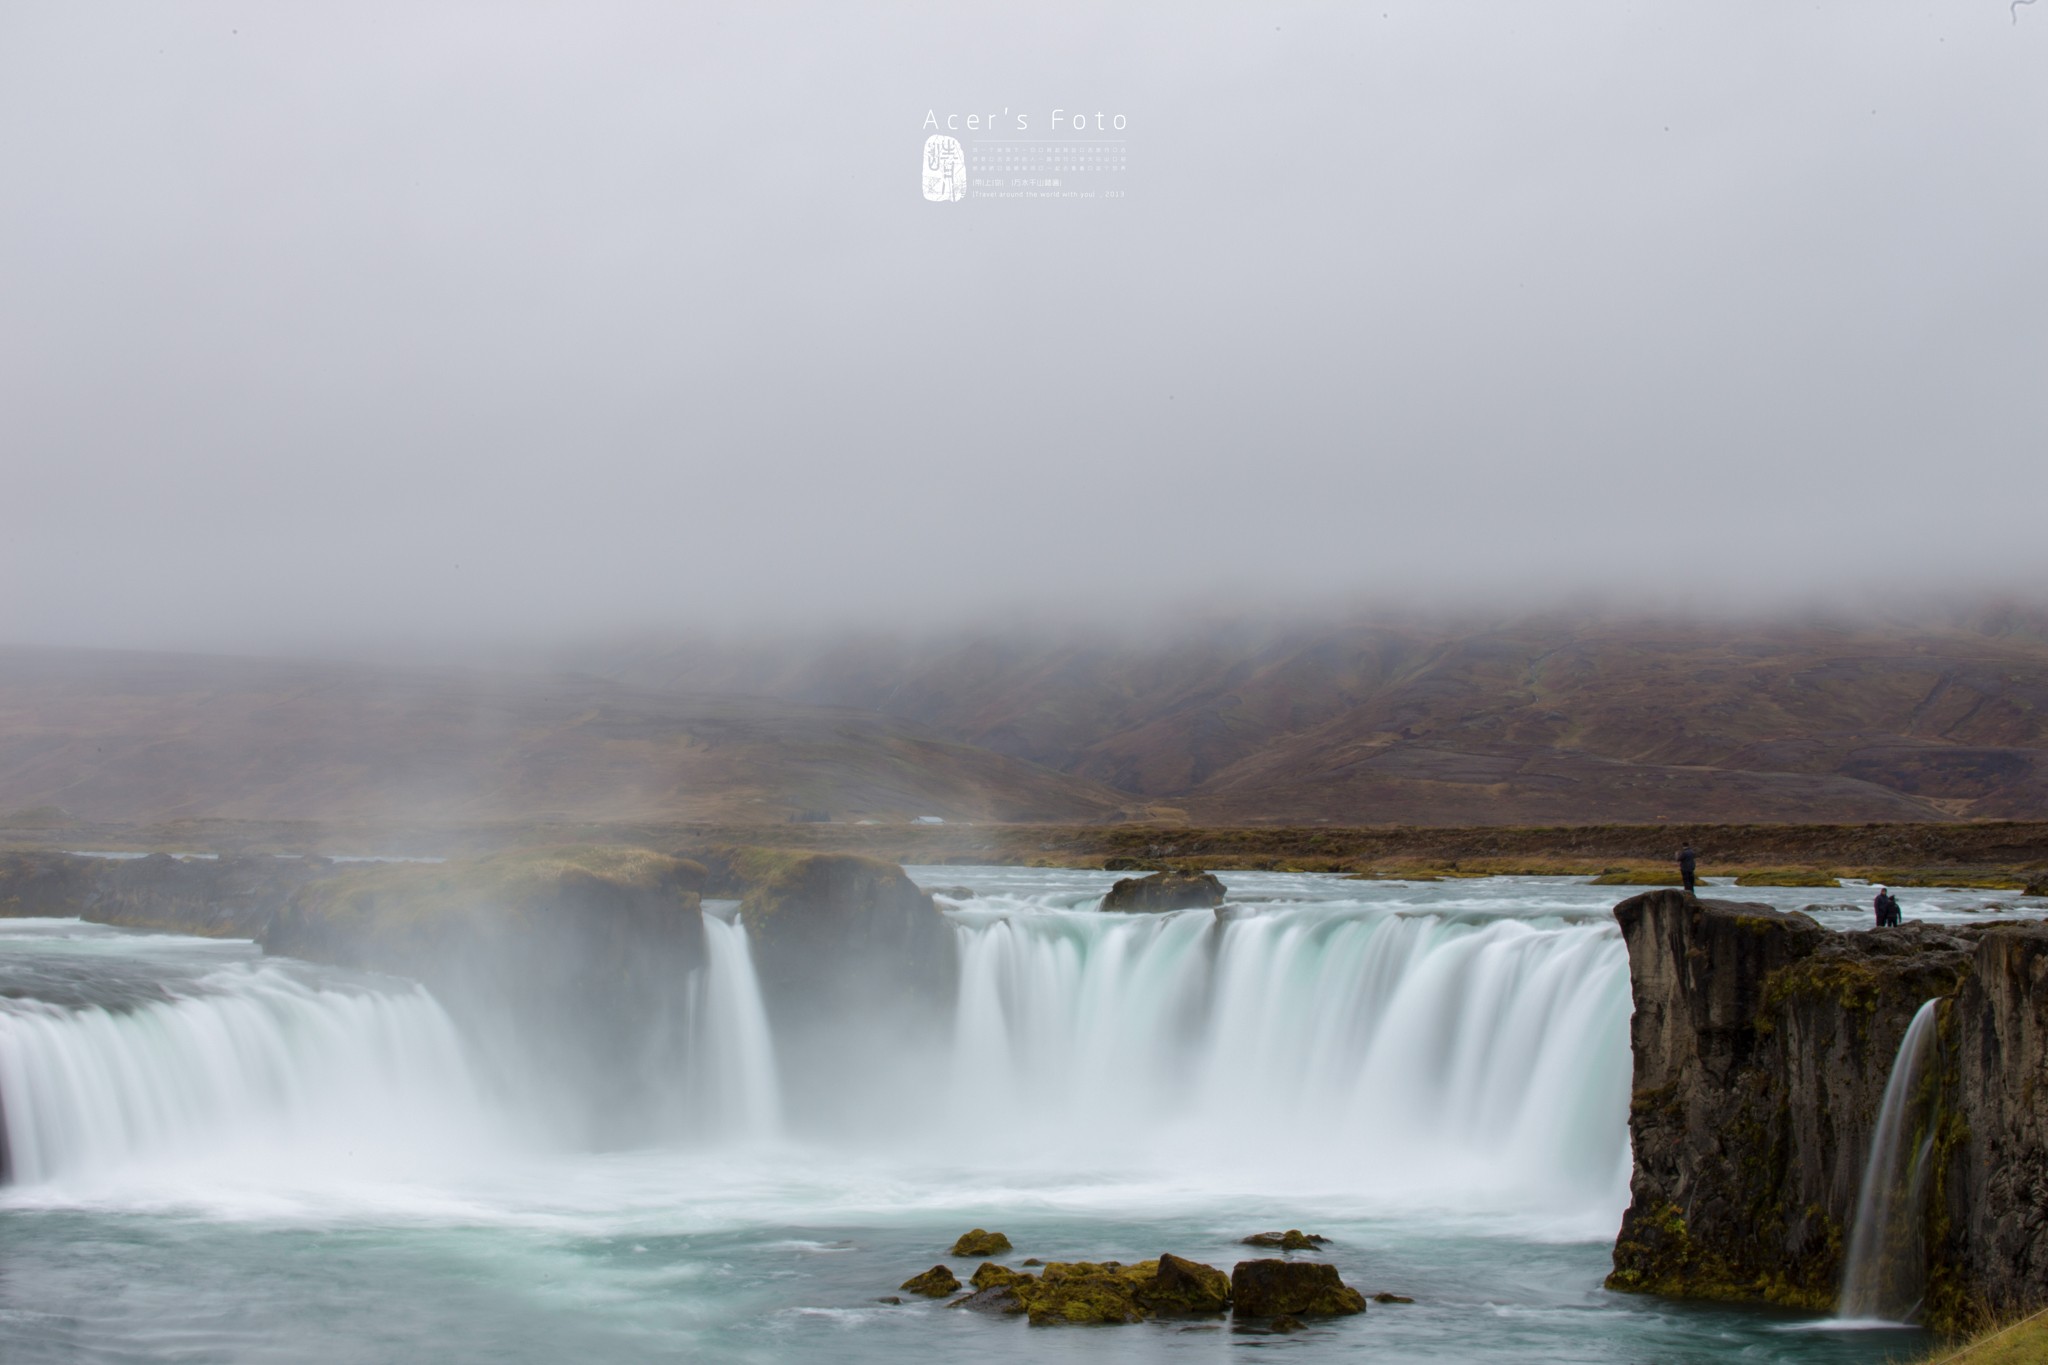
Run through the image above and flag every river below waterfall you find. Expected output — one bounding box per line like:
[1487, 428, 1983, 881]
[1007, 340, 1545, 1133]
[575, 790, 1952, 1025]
[4, 869, 2006, 1362]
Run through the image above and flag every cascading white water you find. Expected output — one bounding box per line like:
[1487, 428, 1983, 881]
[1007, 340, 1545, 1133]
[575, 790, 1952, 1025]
[0, 959, 483, 1186]
[943, 902, 1634, 1226]
[693, 914, 782, 1140]
[2, 891, 1634, 1238]
[0, 918, 793, 1186]
[1837, 998, 1943, 1322]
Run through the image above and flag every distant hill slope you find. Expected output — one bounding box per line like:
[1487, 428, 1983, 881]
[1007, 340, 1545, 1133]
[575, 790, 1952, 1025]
[588, 612, 2048, 824]
[0, 647, 1131, 825]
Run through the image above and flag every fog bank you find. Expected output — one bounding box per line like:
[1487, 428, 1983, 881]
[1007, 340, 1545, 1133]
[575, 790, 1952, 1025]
[3, 1, 2044, 656]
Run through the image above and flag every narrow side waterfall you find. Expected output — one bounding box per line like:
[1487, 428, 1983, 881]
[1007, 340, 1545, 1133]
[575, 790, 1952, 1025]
[0, 960, 482, 1186]
[943, 903, 1634, 1227]
[1838, 998, 1944, 1322]
[692, 914, 782, 1140]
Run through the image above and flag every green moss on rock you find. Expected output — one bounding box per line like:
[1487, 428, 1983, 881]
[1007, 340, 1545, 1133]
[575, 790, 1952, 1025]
[950, 1228, 1012, 1257]
[970, 1262, 1031, 1291]
[1762, 956, 1885, 1013]
[1229, 1259, 1367, 1317]
[1012, 1261, 1148, 1325]
[899, 1265, 961, 1297]
[1241, 1230, 1328, 1251]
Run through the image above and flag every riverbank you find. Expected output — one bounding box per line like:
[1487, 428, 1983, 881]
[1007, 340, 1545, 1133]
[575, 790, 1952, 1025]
[3, 816, 2044, 890]
[1918, 1311, 2048, 1363]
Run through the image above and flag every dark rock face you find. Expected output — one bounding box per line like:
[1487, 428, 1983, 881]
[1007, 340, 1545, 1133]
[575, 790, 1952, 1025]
[730, 851, 959, 1134]
[1228, 1260, 1367, 1317]
[0, 850, 329, 938]
[1605, 889, 2048, 1330]
[1948, 923, 2048, 1325]
[736, 852, 957, 1012]
[1099, 870, 1226, 913]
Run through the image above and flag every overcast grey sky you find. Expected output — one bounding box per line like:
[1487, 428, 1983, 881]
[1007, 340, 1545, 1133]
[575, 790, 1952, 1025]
[3, 1, 2044, 654]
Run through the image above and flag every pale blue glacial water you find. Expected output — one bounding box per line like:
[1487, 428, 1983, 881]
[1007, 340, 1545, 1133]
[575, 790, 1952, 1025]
[5, 869, 2016, 1363]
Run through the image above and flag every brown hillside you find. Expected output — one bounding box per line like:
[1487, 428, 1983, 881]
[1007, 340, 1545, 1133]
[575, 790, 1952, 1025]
[0, 647, 1129, 825]
[589, 613, 2048, 824]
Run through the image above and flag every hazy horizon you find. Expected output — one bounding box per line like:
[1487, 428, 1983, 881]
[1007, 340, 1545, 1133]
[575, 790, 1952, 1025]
[5, 1, 2044, 659]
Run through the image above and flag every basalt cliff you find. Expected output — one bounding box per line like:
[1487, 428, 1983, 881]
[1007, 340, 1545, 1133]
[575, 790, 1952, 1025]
[1608, 889, 2048, 1331]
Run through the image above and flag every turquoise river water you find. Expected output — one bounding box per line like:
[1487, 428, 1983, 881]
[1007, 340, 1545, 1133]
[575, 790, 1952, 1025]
[5, 868, 2027, 1363]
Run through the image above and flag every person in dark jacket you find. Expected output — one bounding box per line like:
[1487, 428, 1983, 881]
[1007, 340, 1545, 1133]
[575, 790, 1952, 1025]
[1874, 886, 1903, 928]
[1677, 844, 1697, 895]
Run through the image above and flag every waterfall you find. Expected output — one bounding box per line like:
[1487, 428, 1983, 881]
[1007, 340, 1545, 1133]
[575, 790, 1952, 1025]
[941, 903, 1634, 1224]
[0, 959, 483, 1187]
[1837, 998, 1944, 1322]
[3, 894, 1634, 1231]
[693, 914, 782, 1140]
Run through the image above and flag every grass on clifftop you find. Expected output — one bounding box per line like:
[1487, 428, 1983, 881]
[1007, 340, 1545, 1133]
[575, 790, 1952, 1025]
[1916, 1310, 2048, 1363]
[299, 845, 702, 922]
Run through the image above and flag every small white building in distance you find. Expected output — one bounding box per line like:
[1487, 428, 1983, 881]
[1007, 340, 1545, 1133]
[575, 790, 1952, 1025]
[914, 815, 946, 825]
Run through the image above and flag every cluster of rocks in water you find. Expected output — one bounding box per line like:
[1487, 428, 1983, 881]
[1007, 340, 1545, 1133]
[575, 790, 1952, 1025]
[891, 1229, 1390, 1330]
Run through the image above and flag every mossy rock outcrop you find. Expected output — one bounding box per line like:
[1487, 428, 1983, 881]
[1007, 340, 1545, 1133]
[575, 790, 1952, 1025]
[1011, 1261, 1148, 1324]
[970, 1261, 1030, 1291]
[950, 1228, 1012, 1257]
[1138, 1254, 1232, 1314]
[1229, 1260, 1367, 1317]
[899, 1265, 961, 1297]
[1005, 1255, 1232, 1325]
[1099, 870, 1226, 913]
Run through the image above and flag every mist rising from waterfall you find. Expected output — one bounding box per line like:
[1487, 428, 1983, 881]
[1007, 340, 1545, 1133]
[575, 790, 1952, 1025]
[1, 881, 1636, 1241]
[0, 927, 481, 1190]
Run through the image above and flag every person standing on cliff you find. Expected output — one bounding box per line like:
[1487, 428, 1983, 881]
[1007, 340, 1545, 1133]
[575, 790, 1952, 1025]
[1677, 844, 1698, 895]
[1874, 886, 1902, 928]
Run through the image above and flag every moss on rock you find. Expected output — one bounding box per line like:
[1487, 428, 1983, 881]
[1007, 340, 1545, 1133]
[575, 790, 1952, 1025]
[970, 1261, 1030, 1291]
[1011, 1261, 1149, 1325]
[950, 1228, 1012, 1257]
[1229, 1259, 1367, 1317]
[1137, 1254, 1232, 1314]
[899, 1265, 961, 1297]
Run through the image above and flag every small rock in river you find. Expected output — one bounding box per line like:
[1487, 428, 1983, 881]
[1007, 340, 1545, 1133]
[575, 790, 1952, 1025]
[950, 1228, 1013, 1257]
[900, 1265, 961, 1297]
